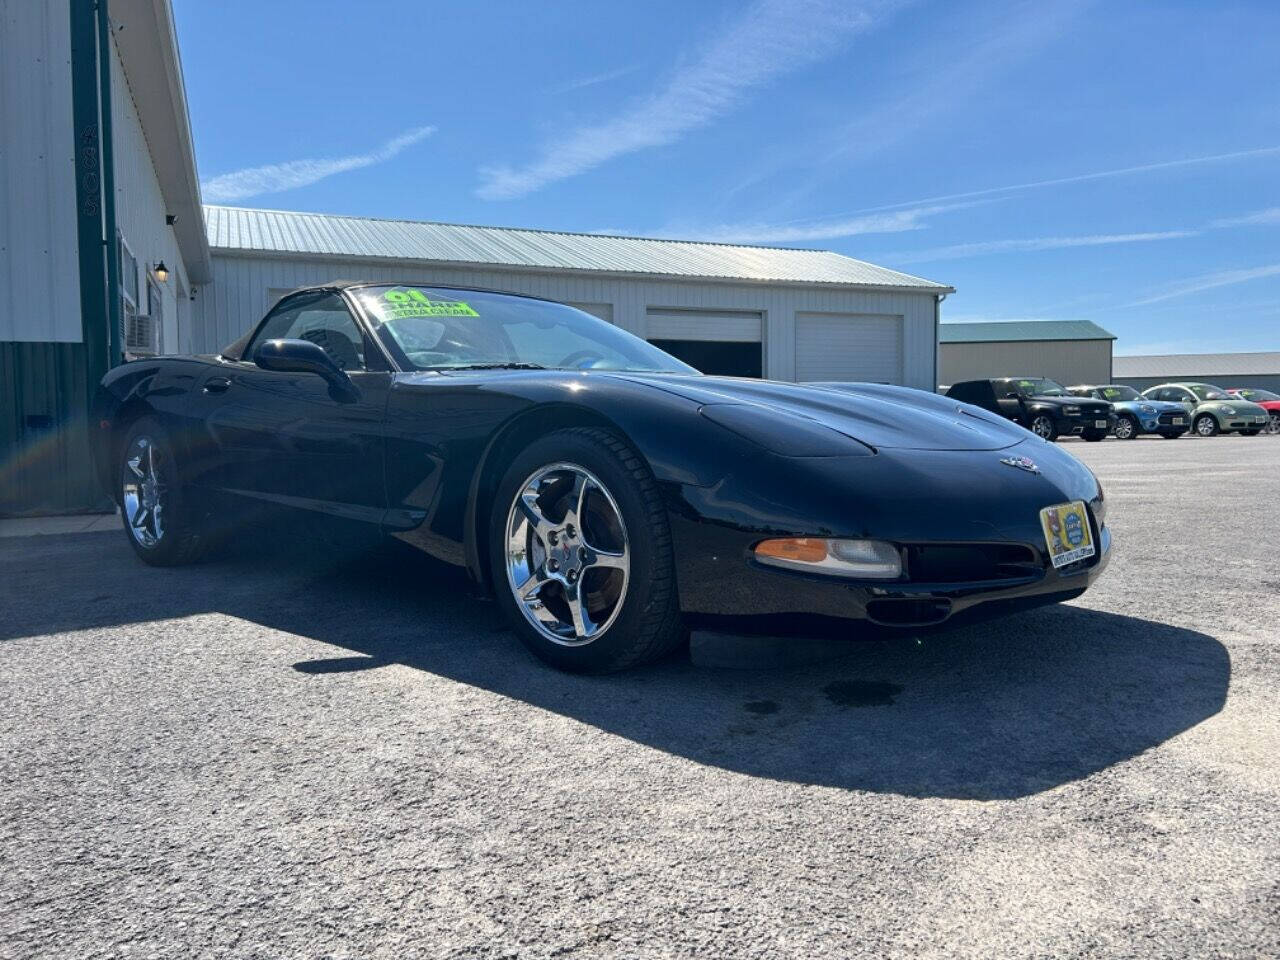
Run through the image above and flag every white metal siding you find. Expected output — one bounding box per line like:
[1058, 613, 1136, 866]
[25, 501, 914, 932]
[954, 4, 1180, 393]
[0, 0, 81, 342]
[109, 34, 187, 354]
[645, 308, 762, 342]
[795, 313, 902, 383]
[194, 254, 940, 389]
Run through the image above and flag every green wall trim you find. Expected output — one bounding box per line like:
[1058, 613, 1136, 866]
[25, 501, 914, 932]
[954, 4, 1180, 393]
[0, 342, 107, 516]
[69, 0, 110, 408]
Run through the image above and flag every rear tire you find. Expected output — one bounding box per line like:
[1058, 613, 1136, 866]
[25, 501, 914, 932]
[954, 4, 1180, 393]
[1113, 414, 1138, 440]
[118, 417, 208, 566]
[489, 427, 682, 673]
[1029, 415, 1058, 442]
[1194, 414, 1219, 437]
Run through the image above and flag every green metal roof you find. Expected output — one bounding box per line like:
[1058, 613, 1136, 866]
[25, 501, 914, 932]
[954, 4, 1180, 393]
[940, 320, 1116, 344]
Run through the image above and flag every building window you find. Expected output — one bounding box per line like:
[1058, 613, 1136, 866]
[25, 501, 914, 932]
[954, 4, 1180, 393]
[146, 275, 164, 355]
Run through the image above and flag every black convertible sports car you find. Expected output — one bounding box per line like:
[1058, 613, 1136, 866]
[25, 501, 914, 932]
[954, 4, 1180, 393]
[93, 282, 1111, 672]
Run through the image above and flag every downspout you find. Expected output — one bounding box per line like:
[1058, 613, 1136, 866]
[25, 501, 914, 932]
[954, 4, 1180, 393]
[933, 292, 948, 392]
[96, 0, 121, 366]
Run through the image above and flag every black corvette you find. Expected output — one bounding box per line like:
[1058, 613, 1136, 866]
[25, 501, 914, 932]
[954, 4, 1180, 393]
[92, 282, 1111, 672]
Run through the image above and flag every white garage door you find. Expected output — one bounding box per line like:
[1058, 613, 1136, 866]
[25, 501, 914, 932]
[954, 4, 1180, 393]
[645, 307, 763, 342]
[567, 302, 614, 324]
[795, 313, 903, 384]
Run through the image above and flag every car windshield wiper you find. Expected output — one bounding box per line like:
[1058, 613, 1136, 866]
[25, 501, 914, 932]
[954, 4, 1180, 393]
[437, 362, 546, 371]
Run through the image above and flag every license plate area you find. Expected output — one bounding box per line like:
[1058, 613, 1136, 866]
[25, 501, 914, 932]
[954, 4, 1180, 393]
[1094, 419, 1108, 429]
[1039, 501, 1096, 569]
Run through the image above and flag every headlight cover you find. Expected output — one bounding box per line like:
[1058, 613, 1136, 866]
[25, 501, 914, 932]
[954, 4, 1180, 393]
[754, 538, 902, 578]
[1139, 404, 1155, 414]
[1220, 405, 1236, 415]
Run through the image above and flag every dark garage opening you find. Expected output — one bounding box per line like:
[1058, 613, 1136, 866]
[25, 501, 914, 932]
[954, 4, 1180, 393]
[649, 339, 763, 378]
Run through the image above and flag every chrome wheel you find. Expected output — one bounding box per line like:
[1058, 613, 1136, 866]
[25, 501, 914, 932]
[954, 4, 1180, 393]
[1031, 416, 1054, 440]
[1114, 417, 1135, 440]
[504, 462, 630, 647]
[122, 435, 166, 549]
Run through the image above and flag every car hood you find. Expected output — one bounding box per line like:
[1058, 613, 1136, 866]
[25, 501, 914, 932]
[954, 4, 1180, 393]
[610, 374, 1031, 451]
[1204, 398, 1268, 414]
[1119, 399, 1184, 413]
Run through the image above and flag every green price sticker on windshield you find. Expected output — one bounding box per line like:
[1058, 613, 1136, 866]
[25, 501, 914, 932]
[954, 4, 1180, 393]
[382, 288, 479, 318]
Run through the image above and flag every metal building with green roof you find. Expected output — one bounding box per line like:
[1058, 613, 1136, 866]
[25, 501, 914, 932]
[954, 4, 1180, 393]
[938, 320, 1117, 390]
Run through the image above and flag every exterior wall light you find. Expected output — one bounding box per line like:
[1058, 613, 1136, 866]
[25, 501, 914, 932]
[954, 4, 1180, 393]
[153, 261, 169, 283]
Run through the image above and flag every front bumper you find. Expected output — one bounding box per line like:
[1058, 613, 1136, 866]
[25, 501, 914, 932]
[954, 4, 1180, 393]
[1056, 412, 1115, 436]
[671, 509, 1111, 638]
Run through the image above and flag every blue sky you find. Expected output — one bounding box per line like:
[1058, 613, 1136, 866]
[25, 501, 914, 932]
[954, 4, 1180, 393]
[175, 0, 1280, 355]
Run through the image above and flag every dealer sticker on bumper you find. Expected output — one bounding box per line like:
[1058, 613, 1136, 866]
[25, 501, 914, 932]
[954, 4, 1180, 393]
[1040, 501, 1095, 569]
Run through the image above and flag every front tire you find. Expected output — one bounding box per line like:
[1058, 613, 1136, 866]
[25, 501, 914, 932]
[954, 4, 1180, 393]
[489, 427, 681, 673]
[1268, 413, 1280, 436]
[1030, 415, 1058, 442]
[118, 417, 207, 565]
[1113, 414, 1138, 440]
[1194, 414, 1220, 437]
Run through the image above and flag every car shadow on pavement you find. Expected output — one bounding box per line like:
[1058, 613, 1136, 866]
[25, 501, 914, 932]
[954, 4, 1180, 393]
[2, 534, 1229, 801]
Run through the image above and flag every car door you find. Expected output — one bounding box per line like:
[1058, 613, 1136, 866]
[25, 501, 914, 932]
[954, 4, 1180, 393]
[197, 290, 393, 534]
[993, 380, 1025, 423]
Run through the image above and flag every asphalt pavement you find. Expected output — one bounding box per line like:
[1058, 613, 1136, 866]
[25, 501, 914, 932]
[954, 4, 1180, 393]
[2, 434, 1278, 958]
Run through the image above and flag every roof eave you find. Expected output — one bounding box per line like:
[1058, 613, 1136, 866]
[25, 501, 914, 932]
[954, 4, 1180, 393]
[112, 0, 211, 283]
[207, 246, 955, 295]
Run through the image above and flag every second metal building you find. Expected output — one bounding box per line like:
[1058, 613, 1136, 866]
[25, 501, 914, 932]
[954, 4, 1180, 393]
[194, 206, 952, 390]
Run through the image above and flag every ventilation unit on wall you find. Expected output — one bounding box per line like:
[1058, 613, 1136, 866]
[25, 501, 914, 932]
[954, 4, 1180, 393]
[125, 313, 159, 356]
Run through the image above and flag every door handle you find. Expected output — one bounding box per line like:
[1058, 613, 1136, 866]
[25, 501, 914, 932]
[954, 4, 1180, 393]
[203, 377, 232, 394]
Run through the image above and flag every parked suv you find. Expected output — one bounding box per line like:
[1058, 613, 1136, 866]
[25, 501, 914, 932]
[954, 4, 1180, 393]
[946, 377, 1115, 442]
[1067, 384, 1189, 439]
[1140, 383, 1270, 437]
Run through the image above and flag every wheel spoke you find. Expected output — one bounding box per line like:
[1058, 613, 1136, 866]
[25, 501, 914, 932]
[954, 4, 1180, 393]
[585, 548, 627, 571]
[131, 501, 149, 528]
[565, 472, 591, 527]
[566, 582, 593, 638]
[516, 569, 546, 600]
[127, 455, 145, 479]
[518, 491, 554, 537]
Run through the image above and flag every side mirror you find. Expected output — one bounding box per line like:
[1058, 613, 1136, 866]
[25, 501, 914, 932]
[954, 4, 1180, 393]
[254, 338, 358, 399]
[1004, 391, 1021, 400]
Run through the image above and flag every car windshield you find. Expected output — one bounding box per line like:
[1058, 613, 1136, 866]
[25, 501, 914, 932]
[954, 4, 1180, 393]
[1014, 378, 1067, 397]
[1187, 383, 1231, 401]
[354, 285, 697, 374]
[1099, 385, 1141, 401]
[1237, 388, 1279, 401]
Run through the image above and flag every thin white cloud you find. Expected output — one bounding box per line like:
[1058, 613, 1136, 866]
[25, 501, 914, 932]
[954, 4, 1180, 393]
[1211, 206, 1280, 228]
[1127, 263, 1280, 306]
[801, 145, 1280, 226]
[883, 231, 1197, 265]
[476, 0, 897, 200]
[548, 65, 642, 94]
[671, 201, 983, 245]
[202, 126, 436, 202]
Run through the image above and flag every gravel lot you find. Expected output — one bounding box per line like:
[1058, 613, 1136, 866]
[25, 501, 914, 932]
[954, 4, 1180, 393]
[3, 435, 1278, 959]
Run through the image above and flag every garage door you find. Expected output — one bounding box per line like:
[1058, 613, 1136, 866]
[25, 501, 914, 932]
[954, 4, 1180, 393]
[795, 313, 903, 384]
[646, 308, 764, 377]
[568, 302, 614, 324]
[645, 308, 762, 342]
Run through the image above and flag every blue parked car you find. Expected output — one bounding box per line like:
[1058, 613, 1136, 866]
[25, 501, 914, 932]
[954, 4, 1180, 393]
[1068, 384, 1190, 439]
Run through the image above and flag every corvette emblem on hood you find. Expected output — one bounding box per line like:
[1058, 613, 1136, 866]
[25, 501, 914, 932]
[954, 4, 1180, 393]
[1000, 455, 1041, 474]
